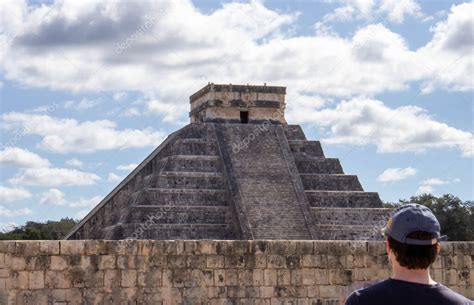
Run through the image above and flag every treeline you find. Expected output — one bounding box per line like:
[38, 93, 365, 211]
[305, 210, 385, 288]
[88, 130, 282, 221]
[0, 218, 78, 240]
[384, 194, 474, 241]
[1, 194, 472, 240]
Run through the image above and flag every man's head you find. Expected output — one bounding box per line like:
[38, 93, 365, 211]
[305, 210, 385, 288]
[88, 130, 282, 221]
[383, 204, 446, 270]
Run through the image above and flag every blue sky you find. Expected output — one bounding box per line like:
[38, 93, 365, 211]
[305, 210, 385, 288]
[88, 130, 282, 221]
[0, 0, 472, 231]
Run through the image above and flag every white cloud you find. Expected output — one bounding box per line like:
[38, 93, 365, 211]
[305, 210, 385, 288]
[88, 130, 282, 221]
[323, 0, 423, 24]
[117, 163, 138, 171]
[0, 147, 50, 168]
[377, 167, 417, 183]
[0, 221, 18, 233]
[39, 188, 66, 206]
[69, 195, 102, 208]
[295, 97, 473, 157]
[0, 0, 470, 103]
[1, 112, 166, 153]
[0, 206, 33, 217]
[417, 3, 474, 93]
[107, 173, 123, 182]
[64, 98, 98, 110]
[120, 107, 140, 117]
[0, 186, 32, 202]
[416, 177, 460, 195]
[65, 158, 83, 168]
[113, 92, 127, 101]
[8, 167, 100, 187]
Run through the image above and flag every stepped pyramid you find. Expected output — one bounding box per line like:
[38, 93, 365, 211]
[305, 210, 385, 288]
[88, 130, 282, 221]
[66, 83, 391, 240]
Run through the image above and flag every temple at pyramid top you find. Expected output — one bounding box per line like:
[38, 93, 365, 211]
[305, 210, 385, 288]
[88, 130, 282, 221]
[65, 83, 391, 241]
[189, 83, 287, 124]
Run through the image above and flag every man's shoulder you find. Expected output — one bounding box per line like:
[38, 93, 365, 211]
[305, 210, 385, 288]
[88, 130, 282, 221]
[344, 279, 473, 305]
[345, 279, 393, 305]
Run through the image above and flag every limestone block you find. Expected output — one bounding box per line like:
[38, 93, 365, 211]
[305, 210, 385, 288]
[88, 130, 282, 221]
[26, 255, 50, 270]
[277, 269, 291, 286]
[225, 269, 238, 286]
[11, 271, 28, 289]
[60, 241, 85, 255]
[263, 269, 277, 286]
[207, 255, 225, 268]
[28, 270, 44, 289]
[314, 269, 329, 285]
[214, 269, 226, 286]
[50, 256, 68, 271]
[98, 255, 116, 269]
[329, 269, 353, 285]
[253, 268, 264, 286]
[45, 271, 71, 289]
[103, 270, 119, 291]
[302, 268, 315, 285]
[197, 240, 217, 255]
[267, 255, 285, 269]
[121, 270, 137, 287]
[11, 256, 26, 270]
[0, 253, 4, 269]
[39, 241, 60, 255]
[187, 255, 206, 269]
[15, 241, 40, 256]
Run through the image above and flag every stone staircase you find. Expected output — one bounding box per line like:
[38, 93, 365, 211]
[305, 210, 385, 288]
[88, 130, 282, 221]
[215, 124, 313, 240]
[283, 125, 391, 240]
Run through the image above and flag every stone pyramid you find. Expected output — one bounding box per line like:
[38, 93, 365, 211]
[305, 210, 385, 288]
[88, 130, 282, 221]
[66, 84, 391, 240]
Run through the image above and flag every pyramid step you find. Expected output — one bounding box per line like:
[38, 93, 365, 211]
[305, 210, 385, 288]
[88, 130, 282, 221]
[179, 124, 214, 139]
[305, 191, 383, 208]
[301, 174, 363, 191]
[134, 188, 228, 206]
[147, 171, 225, 189]
[126, 205, 233, 224]
[313, 224, 385, 240]
[282, 125, 306, 140]
[288, 140, 325, 158]
[158, 155, 222, 172]
[312, 207, 391, 226]
[119, 223, 237, 239]
[295, 157, 344, 174]
[170, 138, 219, 156]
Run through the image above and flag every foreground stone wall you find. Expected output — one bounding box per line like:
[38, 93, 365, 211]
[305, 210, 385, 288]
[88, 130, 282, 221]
[0, 240, 472, 304]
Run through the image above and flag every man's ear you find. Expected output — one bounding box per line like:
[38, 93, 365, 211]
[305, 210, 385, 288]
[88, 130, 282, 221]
[385, 239, 390, 255]
[436, 243, 441, 255]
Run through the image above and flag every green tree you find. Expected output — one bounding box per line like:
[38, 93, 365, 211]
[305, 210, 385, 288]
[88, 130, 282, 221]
[0, 218, 79, 240]
[385, 194, 474, 241]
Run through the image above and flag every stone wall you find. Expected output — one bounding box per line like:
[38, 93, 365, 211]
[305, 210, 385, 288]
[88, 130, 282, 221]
[1, 240, 472, 304]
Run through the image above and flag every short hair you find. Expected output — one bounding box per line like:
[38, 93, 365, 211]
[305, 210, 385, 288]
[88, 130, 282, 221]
[386, 231, 439, 269]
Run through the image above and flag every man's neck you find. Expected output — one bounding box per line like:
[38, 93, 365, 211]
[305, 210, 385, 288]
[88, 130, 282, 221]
[391, 266, 437, 285]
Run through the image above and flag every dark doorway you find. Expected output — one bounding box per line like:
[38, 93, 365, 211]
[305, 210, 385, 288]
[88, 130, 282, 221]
[240, 111, 249, 124]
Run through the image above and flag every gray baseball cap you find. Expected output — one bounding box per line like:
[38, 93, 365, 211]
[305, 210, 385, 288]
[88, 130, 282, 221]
[383, 203, 447, 245]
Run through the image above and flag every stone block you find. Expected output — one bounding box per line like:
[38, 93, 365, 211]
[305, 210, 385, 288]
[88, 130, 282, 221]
[207, 255, 225, 268]
[214, 269, 226, 286]
[267, 255, 285, 268]
[15, 241, 40, 255]
[45, 270, 71, 289]
[28, 271, 44, 289]
[263, 269, 277, 286]
[39, 241, 60, 255]
[277, 269, 291, 286]
[98, 255, 116, 269]
[60, 241, 85, 255]
[225, 269, 238, 286]
[121, 270, 137, 287]
[11, 271, 28, 289]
